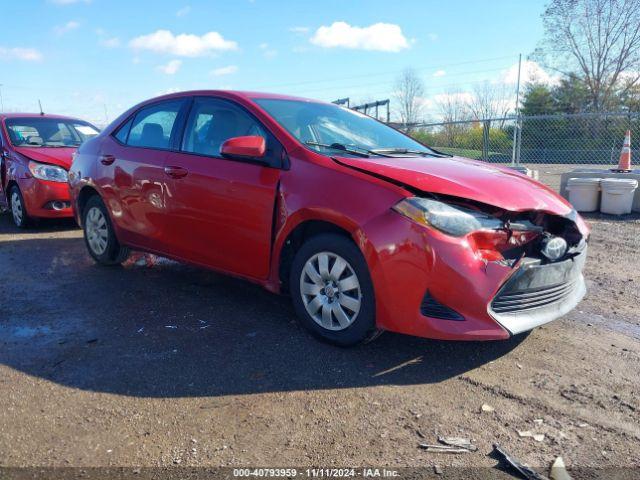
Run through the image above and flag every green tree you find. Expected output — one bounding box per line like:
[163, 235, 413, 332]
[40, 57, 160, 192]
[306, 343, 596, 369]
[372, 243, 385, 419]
[521, 83, 557, 115]
[535, 0, 640, 112]
[552, 75, 591, 113]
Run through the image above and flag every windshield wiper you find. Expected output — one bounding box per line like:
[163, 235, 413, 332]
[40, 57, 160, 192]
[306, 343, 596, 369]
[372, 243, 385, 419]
[305, 141, 371, 158]
[370, 148, 442, 157]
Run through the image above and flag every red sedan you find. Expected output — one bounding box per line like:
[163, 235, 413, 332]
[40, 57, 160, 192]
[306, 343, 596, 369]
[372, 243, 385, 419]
[68, 91, 589, 346]
[0, 113, 99, 228]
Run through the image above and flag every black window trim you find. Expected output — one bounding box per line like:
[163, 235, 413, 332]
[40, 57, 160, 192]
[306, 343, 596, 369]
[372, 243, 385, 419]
[110, 98, 190, 152]
[176, 95, 288, 170]
[109, 95, 290, 170]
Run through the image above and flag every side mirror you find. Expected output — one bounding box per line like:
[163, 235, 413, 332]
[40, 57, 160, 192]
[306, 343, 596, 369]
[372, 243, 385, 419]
[221, 135, 266, 159]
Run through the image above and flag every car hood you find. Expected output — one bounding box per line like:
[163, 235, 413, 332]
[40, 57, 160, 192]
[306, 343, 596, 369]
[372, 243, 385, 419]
[14, 147, 76, 169]
[335, 155, 573, 215]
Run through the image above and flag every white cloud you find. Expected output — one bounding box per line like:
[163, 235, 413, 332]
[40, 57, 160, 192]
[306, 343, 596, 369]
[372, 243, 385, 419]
[157, 59, 182, 75]
[176, 6, 191, 17]
[259, 43, 277, 58]
[289, 26, 309, 34]
[502, 60, 559, 86]
[0, 47, 43, 61]
[100, 37, 120, 48]
[433, 70, 446, 78]
[54, 20, 80, 35]
[310, 21, 409, 52]
[211, 65, 238, 76]
[130, 30, 237, 57]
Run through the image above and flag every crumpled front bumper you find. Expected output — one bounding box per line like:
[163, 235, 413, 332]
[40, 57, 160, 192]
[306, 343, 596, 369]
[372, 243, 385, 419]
[363, 210, 588, 341]
[488, 247, 588, 335]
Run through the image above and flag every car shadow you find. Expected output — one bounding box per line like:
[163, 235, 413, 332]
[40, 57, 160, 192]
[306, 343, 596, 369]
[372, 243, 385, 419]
[0, 222, 528, 398]
[0, 213, 78, 234]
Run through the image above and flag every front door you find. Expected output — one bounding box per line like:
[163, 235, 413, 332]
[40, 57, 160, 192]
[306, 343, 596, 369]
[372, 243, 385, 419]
[162, 97, 281, 280]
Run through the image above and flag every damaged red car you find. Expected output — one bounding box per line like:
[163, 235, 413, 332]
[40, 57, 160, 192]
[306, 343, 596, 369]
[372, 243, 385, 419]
[0, 113, 99, 228]
[68, 91, 588, 346]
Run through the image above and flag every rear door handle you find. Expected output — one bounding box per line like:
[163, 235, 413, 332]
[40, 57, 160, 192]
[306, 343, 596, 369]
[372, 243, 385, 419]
[164, 166, 189, 179]
[99, 154, 116, 165]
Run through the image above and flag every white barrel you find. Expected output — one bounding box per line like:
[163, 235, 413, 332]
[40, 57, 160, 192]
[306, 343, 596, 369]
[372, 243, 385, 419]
[600, 178, 639, 215]
[566, 177, 601, 212]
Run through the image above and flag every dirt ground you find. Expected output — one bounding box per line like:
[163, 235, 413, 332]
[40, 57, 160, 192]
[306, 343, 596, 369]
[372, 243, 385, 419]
[0, 171, 639, 479]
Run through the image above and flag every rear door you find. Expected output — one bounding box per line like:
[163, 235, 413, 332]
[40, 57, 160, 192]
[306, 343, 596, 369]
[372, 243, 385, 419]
[98, 99, 188, 252]
[161, 96, 283, 279]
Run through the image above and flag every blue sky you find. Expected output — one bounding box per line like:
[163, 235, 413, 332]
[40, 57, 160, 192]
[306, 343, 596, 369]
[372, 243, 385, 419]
[2, 0, 551, 125]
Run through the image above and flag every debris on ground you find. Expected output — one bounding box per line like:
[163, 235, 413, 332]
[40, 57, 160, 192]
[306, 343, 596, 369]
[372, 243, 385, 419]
[418, 444, 471, 453]
[481, 403, 495, 412]
[550, 457, 572, 480]
[419, 436, 476, 453]
[164, 325, 177, 329]
[492, 443, 550, 480]
[433, 465, 443, 475]
[518, 430, 545, 442]
[437, 436, 477, 452]
[122, 252, 159, 268]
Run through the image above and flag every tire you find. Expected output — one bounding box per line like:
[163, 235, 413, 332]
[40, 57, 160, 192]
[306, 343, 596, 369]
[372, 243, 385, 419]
[290, 233, 377, 346]
[9, 185, 31, 229]
[82, 195, 129, 266]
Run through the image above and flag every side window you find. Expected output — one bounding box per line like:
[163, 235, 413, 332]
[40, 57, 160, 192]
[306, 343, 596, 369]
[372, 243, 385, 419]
[182, 97, 269, 158]
[114, 117, 133, 144]
[127, 100, 184, 150]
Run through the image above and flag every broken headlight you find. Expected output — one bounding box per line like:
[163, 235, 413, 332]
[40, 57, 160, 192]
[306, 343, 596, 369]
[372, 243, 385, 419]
[393, 197, 503, 237]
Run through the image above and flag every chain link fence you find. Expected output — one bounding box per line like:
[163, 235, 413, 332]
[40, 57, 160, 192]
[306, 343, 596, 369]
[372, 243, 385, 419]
[410, 112, 640, 170]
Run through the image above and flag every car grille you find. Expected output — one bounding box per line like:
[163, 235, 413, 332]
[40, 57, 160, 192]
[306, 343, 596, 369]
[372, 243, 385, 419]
[491, 280, 578, 313]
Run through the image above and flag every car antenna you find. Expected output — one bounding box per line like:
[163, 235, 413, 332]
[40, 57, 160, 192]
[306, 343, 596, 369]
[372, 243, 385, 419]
[38, 99, 45, 116]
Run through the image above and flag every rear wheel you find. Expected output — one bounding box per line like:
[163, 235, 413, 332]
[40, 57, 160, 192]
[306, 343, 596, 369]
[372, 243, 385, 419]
[290, 234, 377, 346]
[82, 195, 129, 265]
[9, 185, 30, 229]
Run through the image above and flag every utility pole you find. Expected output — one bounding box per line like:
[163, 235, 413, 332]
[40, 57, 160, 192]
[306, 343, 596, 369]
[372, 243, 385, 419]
[511, 53, 522, 166]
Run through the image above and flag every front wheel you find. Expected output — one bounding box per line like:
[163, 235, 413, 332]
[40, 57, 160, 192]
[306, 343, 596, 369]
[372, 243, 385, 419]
[82, 195, 129, 265]
[9, 185, 31, 229]
[290, 234, 377, 346]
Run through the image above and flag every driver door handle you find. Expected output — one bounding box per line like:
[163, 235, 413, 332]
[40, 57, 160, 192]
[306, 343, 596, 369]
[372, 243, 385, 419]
[164, 166, 189, 179]
[99, 154, 116, 165]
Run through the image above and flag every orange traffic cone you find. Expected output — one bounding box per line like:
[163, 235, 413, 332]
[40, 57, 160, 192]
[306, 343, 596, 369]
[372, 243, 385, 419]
[617, 130, 632, 171]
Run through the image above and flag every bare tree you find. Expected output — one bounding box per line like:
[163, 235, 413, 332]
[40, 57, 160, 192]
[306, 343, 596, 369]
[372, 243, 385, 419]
[535, 0, 640, 111]
[435, 91, 470, 144]
[393, 68, 425, 129]
[468, 82, 512, 123]
[436, 90, 470, 123]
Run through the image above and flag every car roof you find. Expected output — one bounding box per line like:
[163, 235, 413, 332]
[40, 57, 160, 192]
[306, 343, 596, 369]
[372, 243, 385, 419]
[0, 112, 87, 121]
[146, 90, 327, 105]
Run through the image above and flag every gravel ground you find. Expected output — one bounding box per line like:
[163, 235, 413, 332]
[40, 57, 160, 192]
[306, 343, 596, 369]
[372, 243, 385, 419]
[0, 174, 639, 478]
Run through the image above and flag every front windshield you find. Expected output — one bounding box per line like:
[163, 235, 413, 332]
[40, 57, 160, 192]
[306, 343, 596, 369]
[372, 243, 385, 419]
[253, 98, 435, 156]
[5, 117, 100, 148]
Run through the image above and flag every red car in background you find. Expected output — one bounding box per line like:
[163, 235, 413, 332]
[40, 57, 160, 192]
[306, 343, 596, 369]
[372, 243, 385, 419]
[69, 91, 589, 346]
[0, 113, 99, 228]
